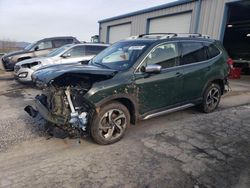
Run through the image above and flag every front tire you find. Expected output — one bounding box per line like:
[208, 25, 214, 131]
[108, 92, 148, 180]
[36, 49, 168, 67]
[201, 83, 221, 113]
[90, 102, 130, 145]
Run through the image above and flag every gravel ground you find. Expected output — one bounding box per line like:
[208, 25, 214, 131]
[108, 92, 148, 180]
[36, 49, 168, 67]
[0, 73, 250, 187]
[0, 105, 250, 188]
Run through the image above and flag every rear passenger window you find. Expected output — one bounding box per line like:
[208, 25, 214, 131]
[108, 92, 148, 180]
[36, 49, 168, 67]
[37, 41, 53, 50]
[85, 46, 107, 56]
[53, 39, 73, 48]
[180, 42, 207, 65]
[205, 43, 220, 59]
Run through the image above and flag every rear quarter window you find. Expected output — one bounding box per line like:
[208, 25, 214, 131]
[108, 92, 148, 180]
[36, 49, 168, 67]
[204, 43, 221, 59]
[180, 42, 208, 65]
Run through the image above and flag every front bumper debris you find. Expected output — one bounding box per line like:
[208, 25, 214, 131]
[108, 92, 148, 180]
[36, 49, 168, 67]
[25, 96, 67, 125]
[25, 92, 89, 133]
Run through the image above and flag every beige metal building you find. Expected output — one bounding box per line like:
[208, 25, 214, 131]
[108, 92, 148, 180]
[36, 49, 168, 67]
[98, 0, 250, 59]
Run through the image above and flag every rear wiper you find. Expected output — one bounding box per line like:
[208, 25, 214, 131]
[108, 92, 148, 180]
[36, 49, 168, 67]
[93, 62, 111, 69]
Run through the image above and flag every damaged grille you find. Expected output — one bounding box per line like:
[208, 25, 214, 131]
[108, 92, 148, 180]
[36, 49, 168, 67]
[43, 85, 91, 118]
[22, 61, 40, 68]
[14, 65, 21, 73]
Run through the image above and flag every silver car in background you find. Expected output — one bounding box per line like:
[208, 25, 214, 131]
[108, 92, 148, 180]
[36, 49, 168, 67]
[14, 43, 109, 82]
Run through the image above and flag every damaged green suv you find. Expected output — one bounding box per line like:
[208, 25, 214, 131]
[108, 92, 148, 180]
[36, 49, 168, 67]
[26, 33, 230, 145]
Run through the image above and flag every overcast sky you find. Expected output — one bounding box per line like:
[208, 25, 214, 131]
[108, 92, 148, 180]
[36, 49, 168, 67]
[0, 0, 176, 42]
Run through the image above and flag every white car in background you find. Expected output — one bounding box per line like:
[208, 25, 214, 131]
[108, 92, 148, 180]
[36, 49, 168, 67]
[14, 43, 109, 82]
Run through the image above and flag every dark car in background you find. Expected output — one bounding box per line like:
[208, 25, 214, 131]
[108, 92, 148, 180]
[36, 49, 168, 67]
[1, 36, 80, 71]
[26, 33, 230, 145]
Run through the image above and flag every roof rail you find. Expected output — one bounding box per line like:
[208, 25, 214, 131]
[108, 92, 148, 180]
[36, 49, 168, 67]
[175, 33, 210, 39]
[127, 33, 210, 40]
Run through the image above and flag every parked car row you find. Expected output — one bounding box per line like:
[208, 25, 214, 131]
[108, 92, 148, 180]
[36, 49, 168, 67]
[1, 36, 80, 71]
[14, 43, 109, 82]
[22, 33, 230, 145]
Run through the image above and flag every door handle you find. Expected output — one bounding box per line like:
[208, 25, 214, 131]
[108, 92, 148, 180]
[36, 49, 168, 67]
[175, 72, 183, 78]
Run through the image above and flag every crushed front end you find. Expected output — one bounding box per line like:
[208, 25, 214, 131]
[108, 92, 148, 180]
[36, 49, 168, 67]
[25, 73, 104, 137]
[25, 63, 117, 137]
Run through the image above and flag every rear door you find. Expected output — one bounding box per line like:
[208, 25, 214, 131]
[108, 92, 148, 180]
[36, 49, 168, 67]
[179, 41, 211, 102]
[149, 12, 192, 33]
[109, 23, 131, 43]
[134, 42, 183, 115]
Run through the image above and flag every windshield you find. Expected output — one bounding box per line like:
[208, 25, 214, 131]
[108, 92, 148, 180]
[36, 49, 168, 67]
[90, 41, 151, 71]
[46, 44, 72, 57]
[24, 42, 36, 51]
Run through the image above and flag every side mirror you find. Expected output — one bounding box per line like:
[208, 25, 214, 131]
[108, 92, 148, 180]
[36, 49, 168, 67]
[62, 53, 71, 58]
[143, 64, 162, 73]
[34, 46, 39, 51]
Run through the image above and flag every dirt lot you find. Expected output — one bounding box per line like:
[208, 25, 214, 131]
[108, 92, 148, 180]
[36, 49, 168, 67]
[0, 72, 250, 188]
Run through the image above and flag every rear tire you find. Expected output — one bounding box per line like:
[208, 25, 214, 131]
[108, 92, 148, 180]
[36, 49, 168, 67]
[90, 102, 130, 145]
[201, 83, 221, 113]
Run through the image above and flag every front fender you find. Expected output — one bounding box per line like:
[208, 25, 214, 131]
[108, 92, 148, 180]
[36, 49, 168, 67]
[85, 82, 139, 121]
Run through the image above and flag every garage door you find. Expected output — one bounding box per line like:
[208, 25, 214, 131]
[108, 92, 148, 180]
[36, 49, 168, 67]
[109, 23, 131, 43]
[149, 12, 192, 33]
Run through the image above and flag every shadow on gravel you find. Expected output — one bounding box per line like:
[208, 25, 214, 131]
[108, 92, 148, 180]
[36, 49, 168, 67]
[0, 77, 15, 81]
[1, 89, 25, 98]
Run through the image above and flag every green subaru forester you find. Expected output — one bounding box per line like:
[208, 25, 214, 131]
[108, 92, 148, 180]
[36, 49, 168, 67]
[26, 33, 230, 145]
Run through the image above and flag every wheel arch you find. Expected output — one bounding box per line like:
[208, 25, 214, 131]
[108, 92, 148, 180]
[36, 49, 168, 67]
[202, 77, 226, 96]
[211, 79, 225, 94]
[95, 95, 138, 124]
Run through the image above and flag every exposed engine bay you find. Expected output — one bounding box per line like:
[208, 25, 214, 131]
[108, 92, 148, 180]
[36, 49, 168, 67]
[25, 73, 113, 137]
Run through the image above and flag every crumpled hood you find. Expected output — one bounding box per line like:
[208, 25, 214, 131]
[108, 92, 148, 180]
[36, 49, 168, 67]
[32, 63, 117, 84]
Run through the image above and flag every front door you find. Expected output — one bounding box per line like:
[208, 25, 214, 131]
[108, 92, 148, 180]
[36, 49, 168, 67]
[134, 42, 183, 115]
[60, 46, 87, 64]
[33, 40, 53, 57]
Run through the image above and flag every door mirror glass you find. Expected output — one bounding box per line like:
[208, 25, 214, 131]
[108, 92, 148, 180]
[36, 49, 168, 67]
[34, 46, 39, 51]
[144, 64, 162, 73]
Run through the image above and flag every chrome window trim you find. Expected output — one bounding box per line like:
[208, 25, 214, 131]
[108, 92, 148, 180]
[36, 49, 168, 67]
[134, 40, 222, 74]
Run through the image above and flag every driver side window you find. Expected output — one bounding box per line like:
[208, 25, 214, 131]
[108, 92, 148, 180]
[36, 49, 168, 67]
[36, 41, 53, 50]
[144, 43, 178, 69]
[65, 46, 85, 57]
